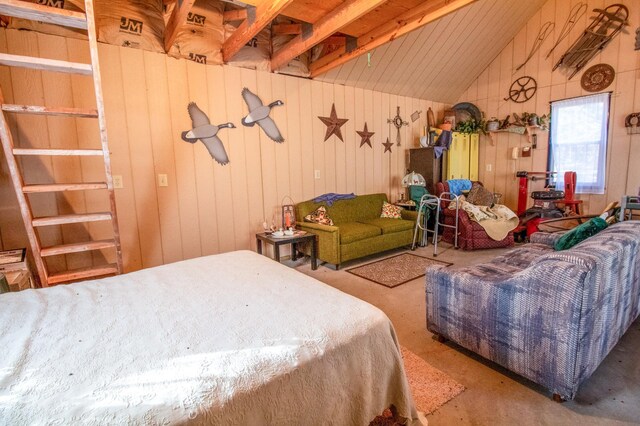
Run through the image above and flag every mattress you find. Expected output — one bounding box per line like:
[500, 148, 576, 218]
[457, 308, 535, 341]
[0, 250, 419, 424]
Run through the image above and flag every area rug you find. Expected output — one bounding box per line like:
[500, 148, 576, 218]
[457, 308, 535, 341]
[346, 253, 452, 288]
[401, 346, 465, 414]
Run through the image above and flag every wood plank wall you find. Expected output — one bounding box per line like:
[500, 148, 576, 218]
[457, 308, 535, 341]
[458, 0, 640, 214]
[0, 29, 445, 272]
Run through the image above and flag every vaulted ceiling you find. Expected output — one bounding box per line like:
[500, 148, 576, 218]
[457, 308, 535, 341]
[314, 0, 547, 103]
[170, 0, 546, 103]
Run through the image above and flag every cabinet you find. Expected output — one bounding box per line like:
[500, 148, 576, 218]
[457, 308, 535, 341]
[443, 132, 479, 181]
[408, 147, 442, 194]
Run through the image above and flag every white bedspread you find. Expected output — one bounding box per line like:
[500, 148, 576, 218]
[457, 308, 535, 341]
[0, 250, 418, 425]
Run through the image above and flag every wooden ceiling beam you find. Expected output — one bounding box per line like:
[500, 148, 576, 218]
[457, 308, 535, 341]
[272, 23, 302, 35]
[223, 9, 248, 23]
[309, 0, 478, 77]
[271, 0, 388, 71]
[223, 0, 294, 62]
[164, 0, 196, 52]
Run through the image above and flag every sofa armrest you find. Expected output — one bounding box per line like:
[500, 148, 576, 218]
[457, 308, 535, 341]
[401, 210, 418, 221]
[529, 231, 566, 247]
[296, 222, 340, 265]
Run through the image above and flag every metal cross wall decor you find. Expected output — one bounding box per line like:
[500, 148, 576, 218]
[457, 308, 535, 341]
[388, 107, 408, 146]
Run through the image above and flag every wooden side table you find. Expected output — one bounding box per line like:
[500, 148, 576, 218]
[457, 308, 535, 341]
[256, 232, 318, 270]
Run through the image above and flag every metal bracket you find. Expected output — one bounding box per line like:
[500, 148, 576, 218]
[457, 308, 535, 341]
[246, 6, 256, 25]
[345, 36, 357, 53]
[301, 22, 313, 41]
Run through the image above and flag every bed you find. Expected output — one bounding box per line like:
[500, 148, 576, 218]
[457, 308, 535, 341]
[0, 250, 420, 424]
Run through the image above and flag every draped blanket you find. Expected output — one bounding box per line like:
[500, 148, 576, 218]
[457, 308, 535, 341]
[0, 251, 420, 425]
[450, 198, 519, 240]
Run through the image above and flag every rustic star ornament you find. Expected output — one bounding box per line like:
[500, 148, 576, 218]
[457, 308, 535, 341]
[382, 137, 393, 153]
[356, 122, 375, 148]
[318, 103, 349, 142]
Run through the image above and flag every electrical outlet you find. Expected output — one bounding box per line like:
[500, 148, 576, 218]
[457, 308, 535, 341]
[158, 174, 168, 187]
[314, 170, 321, 179]
[486, 164, 492, 172]
[113, 175, 123, 189]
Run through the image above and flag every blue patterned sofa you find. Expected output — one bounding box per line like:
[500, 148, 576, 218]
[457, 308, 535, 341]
[425, 221, 640, 400]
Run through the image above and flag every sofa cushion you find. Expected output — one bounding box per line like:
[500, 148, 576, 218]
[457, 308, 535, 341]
[339, 222, 381, 244]
[295, 193, 388, 225]
[491, 243, 553, 269]
[466, 182, 494, 207]
[360, 218, 414, 235]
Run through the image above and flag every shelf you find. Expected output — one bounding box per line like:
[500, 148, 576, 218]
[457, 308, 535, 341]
[487, 125, 546, 145]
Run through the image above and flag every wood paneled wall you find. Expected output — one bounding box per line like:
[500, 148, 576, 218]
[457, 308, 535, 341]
[0, 29, 445, 272]
[458, 0, 640, 214]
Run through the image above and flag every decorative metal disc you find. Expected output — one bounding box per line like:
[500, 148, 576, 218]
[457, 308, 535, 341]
[505, 76, 537, 103]
[581, 63, 615, 92]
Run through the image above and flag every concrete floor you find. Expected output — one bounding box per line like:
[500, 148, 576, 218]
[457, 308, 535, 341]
[287, 243, 640, 426]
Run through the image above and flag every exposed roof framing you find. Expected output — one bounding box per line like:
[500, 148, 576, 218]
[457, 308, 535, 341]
[222, 0, 294, 62]
[309, 0, 478, 77]
[271, 0, 387, 71]
[164, 0, 196, 52]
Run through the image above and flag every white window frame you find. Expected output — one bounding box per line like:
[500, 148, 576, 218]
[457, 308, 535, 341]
[548, 93, 611, 194]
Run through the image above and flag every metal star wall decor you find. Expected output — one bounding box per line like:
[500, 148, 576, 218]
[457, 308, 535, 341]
[356, 122, 375, 148]
[318, 103, 349, 142]
[388, 106, 408, 146]
[382, 137, 393, 153]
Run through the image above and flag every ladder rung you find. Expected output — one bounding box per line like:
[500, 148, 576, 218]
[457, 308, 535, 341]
[32, 212, 112, 227]
[0, 0, 87, 30]
[23, 182, 108, 193]
[2, 104, 98, 118]
[48, 263, 119, 285]
[13, 148, 103, 156]
[41, 239, 116, 257]
[0, 53, 92, 75]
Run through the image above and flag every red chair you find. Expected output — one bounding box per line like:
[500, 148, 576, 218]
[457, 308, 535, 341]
[436, 181, 515, 250]
[555, 171, 582, 215]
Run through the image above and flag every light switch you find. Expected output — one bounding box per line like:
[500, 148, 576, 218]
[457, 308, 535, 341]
[486, 164, 492, 172]
[314, 170, 321, 179]
[158, 174, 168, 187]
[113, 175, 123, 189]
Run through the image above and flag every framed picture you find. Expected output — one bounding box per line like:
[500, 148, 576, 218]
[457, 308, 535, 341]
[443, 110, 456, 128]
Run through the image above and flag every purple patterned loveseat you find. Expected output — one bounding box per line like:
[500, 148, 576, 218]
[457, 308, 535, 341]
[425, 221, 640, 400]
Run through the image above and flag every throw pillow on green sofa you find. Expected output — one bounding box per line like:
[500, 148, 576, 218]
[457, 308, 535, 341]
[304, 206, 334, 226]
[380, 201, 402, 219]
[554, 217, 608, 251]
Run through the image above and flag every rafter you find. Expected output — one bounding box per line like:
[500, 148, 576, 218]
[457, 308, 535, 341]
[164, 0, 196, 52]
[271, 0, 388, 71]
[223, 8, 247, 23]
[272, 23, 302, 35]
[223, 0, 294, 62]
[309, 0, 478, 77]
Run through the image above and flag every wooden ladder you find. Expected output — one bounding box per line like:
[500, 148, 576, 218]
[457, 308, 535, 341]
[0, 0, 122, 286]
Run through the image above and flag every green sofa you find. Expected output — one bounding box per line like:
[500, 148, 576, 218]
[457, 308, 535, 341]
[295, 193, 418, 269]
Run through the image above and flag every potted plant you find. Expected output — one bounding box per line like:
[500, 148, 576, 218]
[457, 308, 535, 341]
[455, 118, 486, 134]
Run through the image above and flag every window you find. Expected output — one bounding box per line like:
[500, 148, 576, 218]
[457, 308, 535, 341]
[548, 93, 610, 194]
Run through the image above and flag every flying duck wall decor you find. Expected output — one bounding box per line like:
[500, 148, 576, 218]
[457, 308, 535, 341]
[241, 88, 285, 143]
[318, 103, 349, 142]
[182, 102, 235, 165]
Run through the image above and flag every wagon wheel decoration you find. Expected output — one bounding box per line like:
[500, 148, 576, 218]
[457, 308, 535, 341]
[504, 76, 537, 103]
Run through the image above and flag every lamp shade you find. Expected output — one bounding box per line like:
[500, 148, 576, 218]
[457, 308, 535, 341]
[402, 171, 426, 187]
